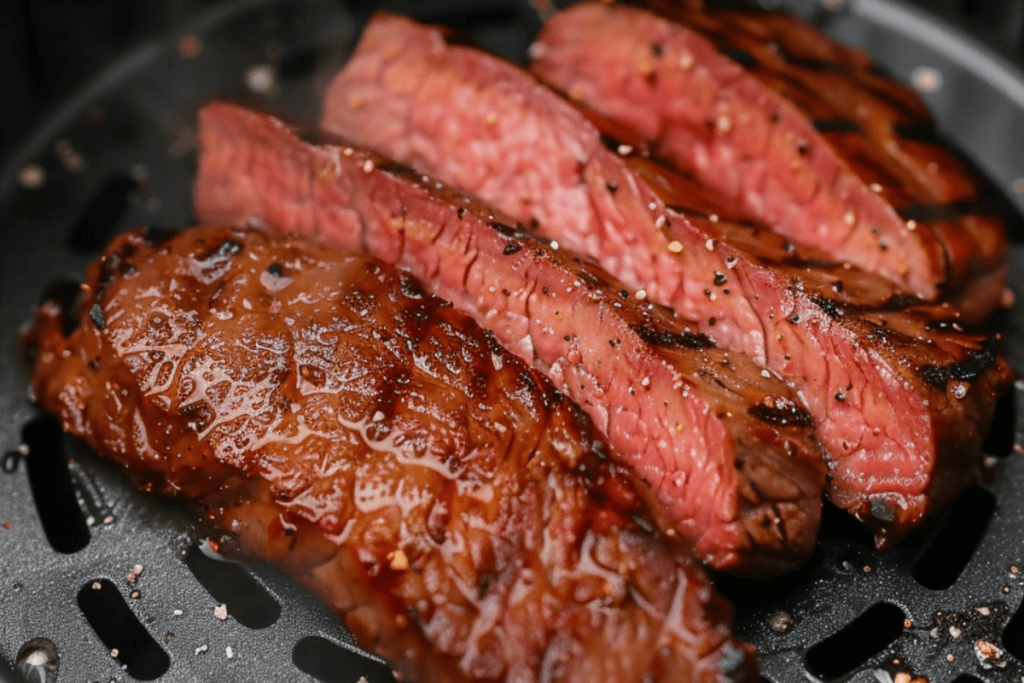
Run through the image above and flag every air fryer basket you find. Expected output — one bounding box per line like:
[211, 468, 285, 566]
[2, 1, 1024, 681]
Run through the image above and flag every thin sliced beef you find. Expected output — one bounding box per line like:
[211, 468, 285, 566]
[29, 225, 758, 683]
[530, 2, 1008, 320]
[194, 102, 826, 575]
[318, 14, 1013, 548]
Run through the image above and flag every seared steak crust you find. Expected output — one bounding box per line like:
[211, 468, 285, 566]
[29, 225, 757, 683]
[318, 14, 1012, 547]
[531, 1, 1008, 319]
[194, 102, 826, 574]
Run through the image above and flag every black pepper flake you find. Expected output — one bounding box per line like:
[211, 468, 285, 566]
[89, 302, 106, 330]
[606, 181, 619, 194]
[266, 262, 283, 277]
[564, 335, 571, 342]
[835, 391, 846, 401]
[618, 289, 629, 298]
[704, 288, 712, 297]
[789, 314, 801, 324]
[723, 288, 731, 295]
[457, 207, 466, 219]
[797, 141, 810, 157]
[651, 41, 664, 57]
[709, 317, 717, 326]
[832, 280, 844, 293]
[713, 272, 727, 286]
[503, 243, 522, 255]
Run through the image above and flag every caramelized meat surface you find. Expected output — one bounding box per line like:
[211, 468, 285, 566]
[194, 103, 826, 575]
[318, 14, 1012, 548]
[29, 225, 757, 683]
[532, 1, 1009, 318]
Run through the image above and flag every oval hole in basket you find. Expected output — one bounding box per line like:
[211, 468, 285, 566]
[67, 173, 140, 253]
[23, 414, 90, 553]
[278, 47, 321, 79]
[183, 543, 281, 629]
[77, 579, 169, 680]
[40, 279, 84, 338]
[983, 386, 1016, 457]
[804, 602, 906, 680]
[912, 487, 995, 590]
[1002, 594, 1024, 660]
[950, 676, 984, 683]
[292, 636, 395, 683]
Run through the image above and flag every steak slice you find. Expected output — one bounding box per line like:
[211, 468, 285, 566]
[194, 102, 826, 575]
[318, 13, 1013, 547]
[29, 225, 758, 683]
[529, 2, 1010, 321]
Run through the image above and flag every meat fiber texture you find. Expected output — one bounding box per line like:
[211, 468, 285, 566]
[194, 102, 826, 576]
[28, 225, 758, 683]
[319, 13, 1013, 549]
[531, 1, 1009, 321]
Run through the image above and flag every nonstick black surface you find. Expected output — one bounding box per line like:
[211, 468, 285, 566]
[3, 1, 1024, 682]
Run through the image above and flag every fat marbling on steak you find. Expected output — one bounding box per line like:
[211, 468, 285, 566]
[29, 225, 757, 683]
[319, 13, 1013, 548]
[194, 102, 827, 575]
[531, 1, 1009, 320]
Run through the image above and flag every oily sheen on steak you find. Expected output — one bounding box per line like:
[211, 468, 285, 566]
[194, 102, 826, 575]
[29, 225, 757, 683]
[319, 14, 1013, 548]
[531, 1, 1009, 319]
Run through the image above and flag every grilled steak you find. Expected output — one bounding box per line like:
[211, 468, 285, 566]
[194, 102, 826, 575]
[318, 14, 1013, 547]
[530, 1, 1009, 320]
[28, 225, 758, 683]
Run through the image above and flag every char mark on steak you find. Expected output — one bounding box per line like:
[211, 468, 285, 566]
[194, 102, 827, 575]
[318, 13, 1012, 548]
[530, 1, 1009, 320]
[28, 225, 758, 683]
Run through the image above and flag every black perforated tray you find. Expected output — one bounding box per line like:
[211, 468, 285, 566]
[2, 1, 1024, 682]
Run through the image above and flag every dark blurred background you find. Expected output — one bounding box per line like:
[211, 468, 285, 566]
[2, 0, 1024, 171]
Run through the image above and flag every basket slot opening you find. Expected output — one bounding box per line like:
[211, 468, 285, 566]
[184, 543, 281, 629]
[803, 602, 906, 680]
[40, 279, 84, 337]
[982, 385, 1016, 457]
[417, 5, 521, 32]
[23, 414, 90, 553]
[292, 636, 395, 683]
[911, 486, 995, 590]
[77, 579, 170, 680]
[1001, 588, 1024, 661]
[67, 173, 140, 253]
[278, 48, 321, 79]
[950, 675, 985, 683]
